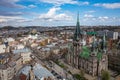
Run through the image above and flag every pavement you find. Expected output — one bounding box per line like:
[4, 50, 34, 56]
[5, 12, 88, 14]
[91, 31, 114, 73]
[60, 60, 96, 80]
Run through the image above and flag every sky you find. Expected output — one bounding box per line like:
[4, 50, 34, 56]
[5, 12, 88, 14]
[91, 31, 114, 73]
[0, 0, 120, 27]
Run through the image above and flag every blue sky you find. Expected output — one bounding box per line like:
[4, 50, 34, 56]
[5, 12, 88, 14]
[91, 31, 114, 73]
[0, 0, 120, 27]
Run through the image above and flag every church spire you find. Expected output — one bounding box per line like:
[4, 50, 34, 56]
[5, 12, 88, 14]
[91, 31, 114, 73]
[73, 12, 81, 41]
[92, 34, 96, 52]
[77, 12, 79, 23]
[103, 33, 107, 53]
[101, 33, 107, 53]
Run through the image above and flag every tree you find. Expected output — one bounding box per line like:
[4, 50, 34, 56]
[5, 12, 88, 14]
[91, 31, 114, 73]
[101, 70, 110, 80]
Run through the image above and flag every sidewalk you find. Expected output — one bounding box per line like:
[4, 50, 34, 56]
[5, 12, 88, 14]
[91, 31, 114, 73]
[61, 61, 96, 80]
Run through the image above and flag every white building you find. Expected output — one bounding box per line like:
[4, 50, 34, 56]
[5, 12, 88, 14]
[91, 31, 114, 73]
[0, 44, 9, 54]
[5, 37, 15, 42]
[15, 44, 25, 50]
[113, 32, 118, 40]
[0, 44, 6, 54]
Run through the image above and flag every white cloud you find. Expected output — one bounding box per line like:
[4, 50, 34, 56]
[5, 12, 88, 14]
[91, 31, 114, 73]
[79, 1, 89, 5]
[84, 14, 94, 18]
[0, 16, 31, 23]
[39, 7, 72, 21]
[83, 15, 109, 22]
[94, 3, 120, 9]
[28, 4, 37, 8]
[0, 18, 6, 23]
[82, 16, 120, 25]
[39, 0, 89, 6]
[40, 0, 77, 5]
[98, 16, 109, 21]
[87, 10, 95, 13]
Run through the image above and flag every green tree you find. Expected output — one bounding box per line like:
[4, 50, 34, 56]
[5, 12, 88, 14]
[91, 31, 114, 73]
[101, 70, 110, 80]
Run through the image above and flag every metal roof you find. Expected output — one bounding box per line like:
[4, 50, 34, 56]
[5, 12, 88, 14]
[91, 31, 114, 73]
[13, 48, 31, 54]
[19, 63, 54, 79]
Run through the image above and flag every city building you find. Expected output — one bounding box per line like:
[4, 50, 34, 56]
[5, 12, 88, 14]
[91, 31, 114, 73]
[0, 44, 6, 54]
[66, 13, 108, 76]
[13, 48, 32, 64]
[0, 44, 9, 54]
[19, 63, 55, 80]
[0, 53, 22, 80]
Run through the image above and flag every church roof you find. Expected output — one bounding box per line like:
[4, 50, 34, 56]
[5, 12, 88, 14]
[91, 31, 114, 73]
[87, 31, 97, 35]
[79, 46, 103, 61]
[97, 52, 102, 61]
[80, 46, 90, 59]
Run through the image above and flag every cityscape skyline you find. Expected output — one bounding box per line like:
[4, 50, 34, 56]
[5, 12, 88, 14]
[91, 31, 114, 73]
[0, 0, 120, 27]
[0, 6, 120, 79]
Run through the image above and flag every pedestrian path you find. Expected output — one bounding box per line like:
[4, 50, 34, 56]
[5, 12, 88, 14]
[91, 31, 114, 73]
[61, 61, 96, 80]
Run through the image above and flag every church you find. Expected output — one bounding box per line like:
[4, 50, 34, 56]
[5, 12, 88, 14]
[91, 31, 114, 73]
[66, 13, 108, 76]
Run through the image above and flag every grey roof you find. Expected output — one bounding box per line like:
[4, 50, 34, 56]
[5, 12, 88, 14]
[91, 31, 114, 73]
[12, 54, 21, 61]
[8, 61, 16, 67]
[0, 64, 7, 69]
[13, 48, 31, 54]
[0, 55, 5, 59]
[34, 64, 54, 79]
[19, 63, 54, 79]
[20, 66, 31, 75]
[42, 48, 50, 51]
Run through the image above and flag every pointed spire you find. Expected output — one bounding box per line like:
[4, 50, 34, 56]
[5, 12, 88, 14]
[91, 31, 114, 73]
[73, 12, 81, 41]
[92, 34, 96, 52]
[77, 12, 79, 23]
[103, 33, 107, 53]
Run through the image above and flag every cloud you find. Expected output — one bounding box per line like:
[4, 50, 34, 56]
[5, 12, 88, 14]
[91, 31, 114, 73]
[28, 4, 37, 8]
[0, 0, 26, 8]
[86, 10, 95, 13]
[84, 14, 94, 18]
[83, 15, 119, 23]
[39, 7, 72, 21]
[0, 16, 31, 23]
[39, 0, 89, 6]
[0, 11, 24, 16]
[40, 0, 77, 5]
[82, 15, 120, 26]
[79, 1, 89, 5]
[98, 16, 109, 21]
[0, 18, 6, 23]
[94, 3, 120, 9]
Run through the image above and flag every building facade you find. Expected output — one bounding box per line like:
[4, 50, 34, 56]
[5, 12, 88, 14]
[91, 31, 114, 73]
[0, 53, 22, 80]
[66, 13, 108, 76]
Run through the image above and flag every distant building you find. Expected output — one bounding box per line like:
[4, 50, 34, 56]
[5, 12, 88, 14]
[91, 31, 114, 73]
[0, 44, 6, 54]
[0, 44, 9, 54]
[113, 32, 118, 40]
